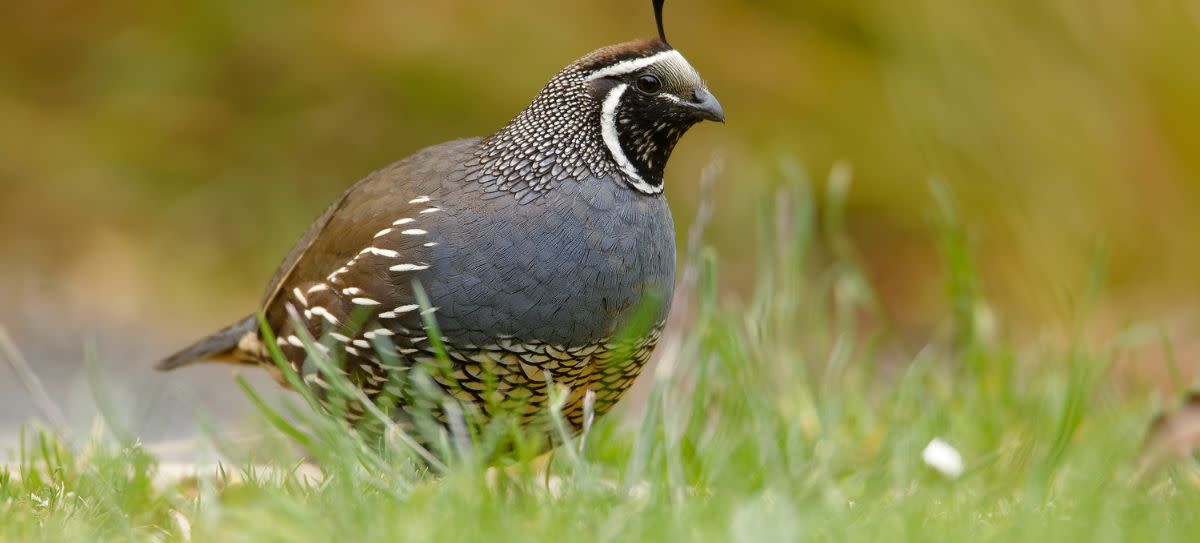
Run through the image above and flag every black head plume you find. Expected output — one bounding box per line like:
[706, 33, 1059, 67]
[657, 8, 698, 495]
[653, 0, 668, 44]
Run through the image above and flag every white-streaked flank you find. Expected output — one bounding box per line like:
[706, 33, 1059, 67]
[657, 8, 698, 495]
[327, 267, 350, 282]
[390, 263, 429, 272]
[310, 306, 340, 326]
[364, 247, 399, 258]
[365, 328, 395, 340]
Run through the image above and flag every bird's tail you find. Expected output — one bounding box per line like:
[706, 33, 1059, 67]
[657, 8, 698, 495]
[156, 314, 259, 370]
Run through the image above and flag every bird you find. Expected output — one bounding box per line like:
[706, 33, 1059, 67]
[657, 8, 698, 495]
[158, 0, 723, 439]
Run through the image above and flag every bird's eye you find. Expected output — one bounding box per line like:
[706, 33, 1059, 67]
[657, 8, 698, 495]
[635, 74, 662, 94]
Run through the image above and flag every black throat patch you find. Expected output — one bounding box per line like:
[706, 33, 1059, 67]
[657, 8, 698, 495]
[613, 88, 698, 190]
[468, 39, 684, 203]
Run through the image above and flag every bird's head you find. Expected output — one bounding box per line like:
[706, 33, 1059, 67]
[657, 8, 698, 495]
[480, 0, 722, 199]
[574, 36, 723, 194]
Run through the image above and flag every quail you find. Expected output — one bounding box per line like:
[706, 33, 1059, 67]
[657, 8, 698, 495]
[158, 0, 723, 435]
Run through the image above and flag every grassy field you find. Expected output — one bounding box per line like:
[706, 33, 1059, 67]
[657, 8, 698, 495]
[3, 166, 1196, 542]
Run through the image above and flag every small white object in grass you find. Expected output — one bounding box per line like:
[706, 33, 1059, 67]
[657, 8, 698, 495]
[922, 438, 964, 478]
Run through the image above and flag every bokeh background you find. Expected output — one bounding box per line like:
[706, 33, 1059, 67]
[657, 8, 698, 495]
[2, 0, 1199, 447]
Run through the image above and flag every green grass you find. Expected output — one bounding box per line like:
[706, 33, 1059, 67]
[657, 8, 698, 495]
[4, 166, 1198, 542]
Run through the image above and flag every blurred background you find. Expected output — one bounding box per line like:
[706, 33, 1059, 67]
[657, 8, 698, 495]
[2, 0, 1199, 448]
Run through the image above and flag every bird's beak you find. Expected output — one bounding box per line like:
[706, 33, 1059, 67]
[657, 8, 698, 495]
[690, 87, 725, 123]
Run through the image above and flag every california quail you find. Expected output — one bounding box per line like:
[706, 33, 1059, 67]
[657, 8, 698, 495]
[158, 0, 723, 435]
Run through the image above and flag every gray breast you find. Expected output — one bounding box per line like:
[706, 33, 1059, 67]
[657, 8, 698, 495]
[421, 175, 676, 347]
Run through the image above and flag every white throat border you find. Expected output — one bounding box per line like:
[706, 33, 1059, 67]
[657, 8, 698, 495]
[600, 83, 663, 195]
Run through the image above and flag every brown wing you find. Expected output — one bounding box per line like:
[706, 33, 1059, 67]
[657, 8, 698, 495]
[258, 139, 478, 321]
[251, 139, 478, 396]
[258, 182, 354, 309]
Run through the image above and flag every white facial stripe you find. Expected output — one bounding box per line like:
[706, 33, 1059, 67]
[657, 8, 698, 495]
[600, 84, 663, 195]
[586, 50, 685, 81]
